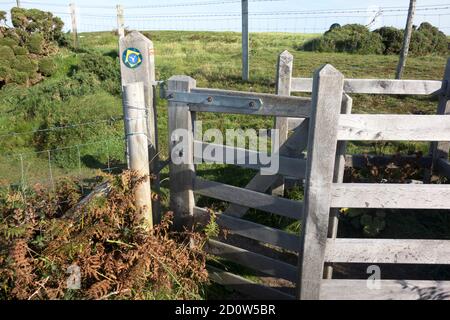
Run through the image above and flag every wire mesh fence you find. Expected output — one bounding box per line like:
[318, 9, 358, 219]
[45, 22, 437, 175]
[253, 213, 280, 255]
[1, 1, 449, 34]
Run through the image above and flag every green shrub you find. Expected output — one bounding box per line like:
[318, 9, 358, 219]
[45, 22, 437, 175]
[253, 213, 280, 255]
[413, 22, 448, 55]
[0, 65, 11, 82]
[15, 55, 38, 76]
[13, 45, 28, 56]
[0, 46, 15, 65]
[38, 57, 57, 76]
[11, 7, 65, 44]
[302, 24, 385, 55]
[78, 53, 120, 81]
[0, 37, 18, 48]
[374, 26, 404, 55]
[26, 33, 44, 54]
[10, 70, 28, 85]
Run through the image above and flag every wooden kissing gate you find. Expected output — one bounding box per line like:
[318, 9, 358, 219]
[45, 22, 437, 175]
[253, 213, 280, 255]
[120, 32, 450, 300]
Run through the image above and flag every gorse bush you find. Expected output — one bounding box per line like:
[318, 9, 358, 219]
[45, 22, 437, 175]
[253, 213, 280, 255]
[302, 22, 449, 56]
[0, 8, 65, 88]
[374, 27, 404, 55]
[302, 24, 385, 55]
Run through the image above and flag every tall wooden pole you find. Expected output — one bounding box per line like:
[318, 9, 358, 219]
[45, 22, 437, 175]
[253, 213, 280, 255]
[123, 82, 153, 230]
[16, 0, 21, 7]
[242, 0, 249, 81]
[396, 0, 416, 79]
[69, 3, 78, 48]
[117, 5, 125, 38]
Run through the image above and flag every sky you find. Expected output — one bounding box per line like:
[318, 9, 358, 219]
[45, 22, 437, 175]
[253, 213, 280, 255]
[1, 0, 449, 33]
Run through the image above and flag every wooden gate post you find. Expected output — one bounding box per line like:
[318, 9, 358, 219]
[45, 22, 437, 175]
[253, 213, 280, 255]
[167, 76, 196, 229]
[119, 31, 160, 222]
[241, 0, 249, 81]
[123, 82, 153, 229]
[272, 50, 293, 196]
[297, 65, 344, 300]
[431, 58, 450, 170]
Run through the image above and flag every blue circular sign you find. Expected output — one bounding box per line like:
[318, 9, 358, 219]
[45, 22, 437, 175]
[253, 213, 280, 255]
[122, 47, 143, 69]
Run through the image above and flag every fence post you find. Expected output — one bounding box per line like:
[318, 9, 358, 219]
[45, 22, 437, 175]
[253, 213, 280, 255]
[431, 58, 450, 170]
[16, 0, 20, 8]
[167, 76, 196, 229]
[297, 64, 344, 300]
[272, 50, 293, 196]
[324, 93, 353, 280]
[396, 0, 416, 79]
[123, 82, 153, 230]
[119, 31, 160, 222]
[116, 5, 125, 38]
[69, 3, 78, 48]
[242, 0, 249, 81]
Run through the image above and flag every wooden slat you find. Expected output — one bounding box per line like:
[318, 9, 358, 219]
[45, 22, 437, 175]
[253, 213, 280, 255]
[194, 207, 300, 252]
[191, 88, 312, 118]
[194, 178, 303, 220]
[194, 141, 307, 179]
[207, 265, 295, 300]
[223, 119, 309, 218]
[291, 77, 442, 95]
[206, 240, 297, 282]
[331, 183, 450, 209]
[325, 238, 450, 264]
[297, 64, 345, 300]
[320, 280, 450, 300]
[338, 114, 450, 141]
[437, 158, 450, 179]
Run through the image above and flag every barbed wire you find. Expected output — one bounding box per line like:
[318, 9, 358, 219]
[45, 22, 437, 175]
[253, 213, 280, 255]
[0, 116, 124, 139]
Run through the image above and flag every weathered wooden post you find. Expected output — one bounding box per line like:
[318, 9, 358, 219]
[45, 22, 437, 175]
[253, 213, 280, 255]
[69, 3, 78, 48]
[396, 0, 416, 79]
[119, 31, 160, 221]
[116, 5, 125, 38]
[16, 0, 21, 8]
[297, 64, 344, 300]
[123, 82, 153, 229]
[272, 50, 293, 196]
[325, 93, 352, 280]
[242, 0, 249, 81]
[167, 76, 196, 229]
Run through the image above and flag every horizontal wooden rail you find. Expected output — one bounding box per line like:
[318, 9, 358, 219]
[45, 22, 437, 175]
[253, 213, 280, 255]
[188, 88, 312, 118]
[194, 178, 303, 220]
[194, 207, 300, 252]
[207, 265, 295, 300]
[437, 158, 450, 179]
[338, 115, 450, 141]
[194, 141, 307, 179]
[325, 238, 450, 264]
[320, 280, 450, 300]
[291, 78, 442, 95]
[206, 240, 297, 282]
[331, 183, 450, 209]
